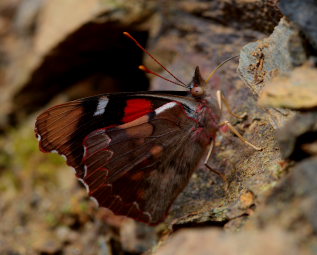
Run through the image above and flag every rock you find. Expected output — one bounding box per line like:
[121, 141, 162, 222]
[33, 232, 63, 254]
[292, 158, 317, 233]
[238, 18, 307, 95]
[239, 190, 255, 209]
[238, 17, 306, 129]
[243, 157, 317, 254]
[119, 220, 157, 253]
[277, 112, 317, 160]
[224, 216, 249, 232]
[14, 0, 45, 35]
[179, 0, 282, 34]
[259, 64, 317, 110]
[279, 0, 317, 49]
[153, 227, 299, 255]
[33, 0, 155, 55]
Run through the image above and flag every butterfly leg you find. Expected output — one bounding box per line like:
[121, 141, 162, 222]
[217, 90, 262, 150]
[216, 90, 246, 119]
[204, 139, 228, 187]
[220, 121, 262, 151]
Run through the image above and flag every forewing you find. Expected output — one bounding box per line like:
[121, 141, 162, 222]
[82, 102, 206, 224]
[35, 91, 191, 178]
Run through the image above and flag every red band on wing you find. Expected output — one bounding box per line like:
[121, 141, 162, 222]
[122, 99, 153, 123]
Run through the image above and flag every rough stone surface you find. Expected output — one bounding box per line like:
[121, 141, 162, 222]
[237, 17, 308, 129]
[277, 112, 317, 160]
[280, 0, 317, 49]
[244, 157, 317, 254]
[177, 0, 282, 34]
[120, 220, 157, 253]
[238, 18, 307, 96]
[153, 227, 300, 255]
[259, 64, 317, 110]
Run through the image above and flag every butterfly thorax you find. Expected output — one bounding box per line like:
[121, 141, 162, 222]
[190, 97, 220, 146]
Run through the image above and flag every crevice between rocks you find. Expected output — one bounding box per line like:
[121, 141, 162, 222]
[10, 24, 150, 126]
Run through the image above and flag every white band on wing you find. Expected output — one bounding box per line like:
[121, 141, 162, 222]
[93, 96, 109, 116]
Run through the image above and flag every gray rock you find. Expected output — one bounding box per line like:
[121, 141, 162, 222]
[277, 112, 317, 160]
[238, 18, 306, 96]
[280, 0, 317, 49]
[242, 157, 317, 254]
[281, 157, 317, 233]
[14, 0, 45, 35]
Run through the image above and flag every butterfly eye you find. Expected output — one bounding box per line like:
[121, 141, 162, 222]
[191, 86, 204, 97]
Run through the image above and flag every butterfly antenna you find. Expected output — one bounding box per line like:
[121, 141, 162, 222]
[139, 65, 187, 88]
[205, 55, 239, 83]
[123, 32, 187, 86]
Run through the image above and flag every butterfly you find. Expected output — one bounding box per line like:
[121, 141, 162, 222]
[35, 32, 261, 225]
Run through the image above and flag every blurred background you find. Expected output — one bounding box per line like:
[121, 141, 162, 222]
[0, 0, 317, 254]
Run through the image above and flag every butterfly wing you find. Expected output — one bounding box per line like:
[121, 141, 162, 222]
[82, 102, 206, 224]
[35, 91, 192, 178]
[35, 92, 207, 224]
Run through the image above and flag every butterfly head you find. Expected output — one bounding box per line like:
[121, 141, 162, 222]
[189, 66, 206, 98]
